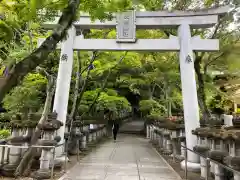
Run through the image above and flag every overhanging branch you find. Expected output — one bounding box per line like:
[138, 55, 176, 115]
[80, 30, 112, 75]
[0, 0, 80, 102]
[82, 52, 128, 116]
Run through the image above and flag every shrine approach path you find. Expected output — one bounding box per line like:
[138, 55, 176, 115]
[58, 121, 182, 180]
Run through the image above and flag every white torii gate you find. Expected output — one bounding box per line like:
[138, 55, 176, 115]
[38, 6, 229, 171]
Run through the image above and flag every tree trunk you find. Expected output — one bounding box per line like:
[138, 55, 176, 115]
[70, 32, 114, 118]
[163, 82, 171, 117]
[168, 101, 172, 117]
[74, 62, 93, 117]
[194, 57, 211, 120]
[166, 87, 172, 117]
[65, 51, 81, 156]
[85, 69, 111, 116]
[149, 84, 156, 99]
[14, 76, 56, 176]
[70, 51, 81, 119]
[0, 0, 80, 102]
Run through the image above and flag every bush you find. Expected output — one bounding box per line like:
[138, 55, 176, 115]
[139, 99, 166, 117]
[209, 95, 232, 115]
[0, 129, 10, 139]
[80, 89, 131, 117]
[97, 92, 131, 116]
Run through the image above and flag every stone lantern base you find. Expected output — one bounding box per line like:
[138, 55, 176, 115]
[2, 164, 18, 177]
[180, 160, 201, 172]
[31, 169, 51, 179]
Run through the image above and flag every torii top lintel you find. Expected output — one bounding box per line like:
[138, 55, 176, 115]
[43, 5, 230, 30]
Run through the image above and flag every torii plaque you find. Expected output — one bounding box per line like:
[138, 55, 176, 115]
[116, 11, 136, 42]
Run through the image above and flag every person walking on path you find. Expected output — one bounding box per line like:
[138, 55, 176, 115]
[112, 121, 119, 142]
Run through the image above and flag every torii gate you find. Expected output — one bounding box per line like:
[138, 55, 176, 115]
[38, 6, 229, 171]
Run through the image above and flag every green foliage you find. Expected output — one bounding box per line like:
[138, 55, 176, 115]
[0, 129, 10, 139]
[78, 90, 98, 113]
[96, 92, 131, 114]
[0, 20, 13, 41]
[146, 113, 166, 124]
[79, 88, 131, 117]
[3, 73, 47, 115]
[139, 99, 166, 116]
[208, 94, 232, 115]
[105, 89, 118, 96]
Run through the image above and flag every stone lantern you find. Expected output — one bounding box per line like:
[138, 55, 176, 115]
[31, 112, 63, 180]
[223, 116, 240, 180]
[2, 115, 24, 177]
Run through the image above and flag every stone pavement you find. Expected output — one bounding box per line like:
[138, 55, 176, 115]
[119, 120, 145, 134]
[58, 135, 182, 180]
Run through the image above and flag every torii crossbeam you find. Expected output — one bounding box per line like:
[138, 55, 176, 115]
[38, 36, 219, 51]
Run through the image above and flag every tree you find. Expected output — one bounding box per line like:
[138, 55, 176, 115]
[0, 0, 81, 102]
[14, 66, 56, 176]
[139, 99, 166, 117]
[3, 73, 47, 116]
[0, 0, 133, 102]
[136, 0, 240, 119]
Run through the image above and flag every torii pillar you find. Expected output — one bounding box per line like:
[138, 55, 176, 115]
[178, 23, 200, 171]
[53, 26, 76, 162]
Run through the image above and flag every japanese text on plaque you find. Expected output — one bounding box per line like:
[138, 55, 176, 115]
[122, 15, 130, 37]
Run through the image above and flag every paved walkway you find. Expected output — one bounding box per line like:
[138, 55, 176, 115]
[58, 135, 182, 180]
[119, 120, 144, 134]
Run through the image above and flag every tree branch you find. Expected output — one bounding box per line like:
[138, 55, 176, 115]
[80, 51, 98, 75]
[204, 52, 225, 73]
[0, 0, 80, 102]
[80, 30, 112, 75]
[14, 73, 56, 176]
[72, 59, 97, 118]
[194, 18, 224, 64]
[163, 30, 177, 38]
[203, 36, 240, 73]
[69, 51, 81, 119]
[82, 52, 128, 116]
[208, 19, 222, 39]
